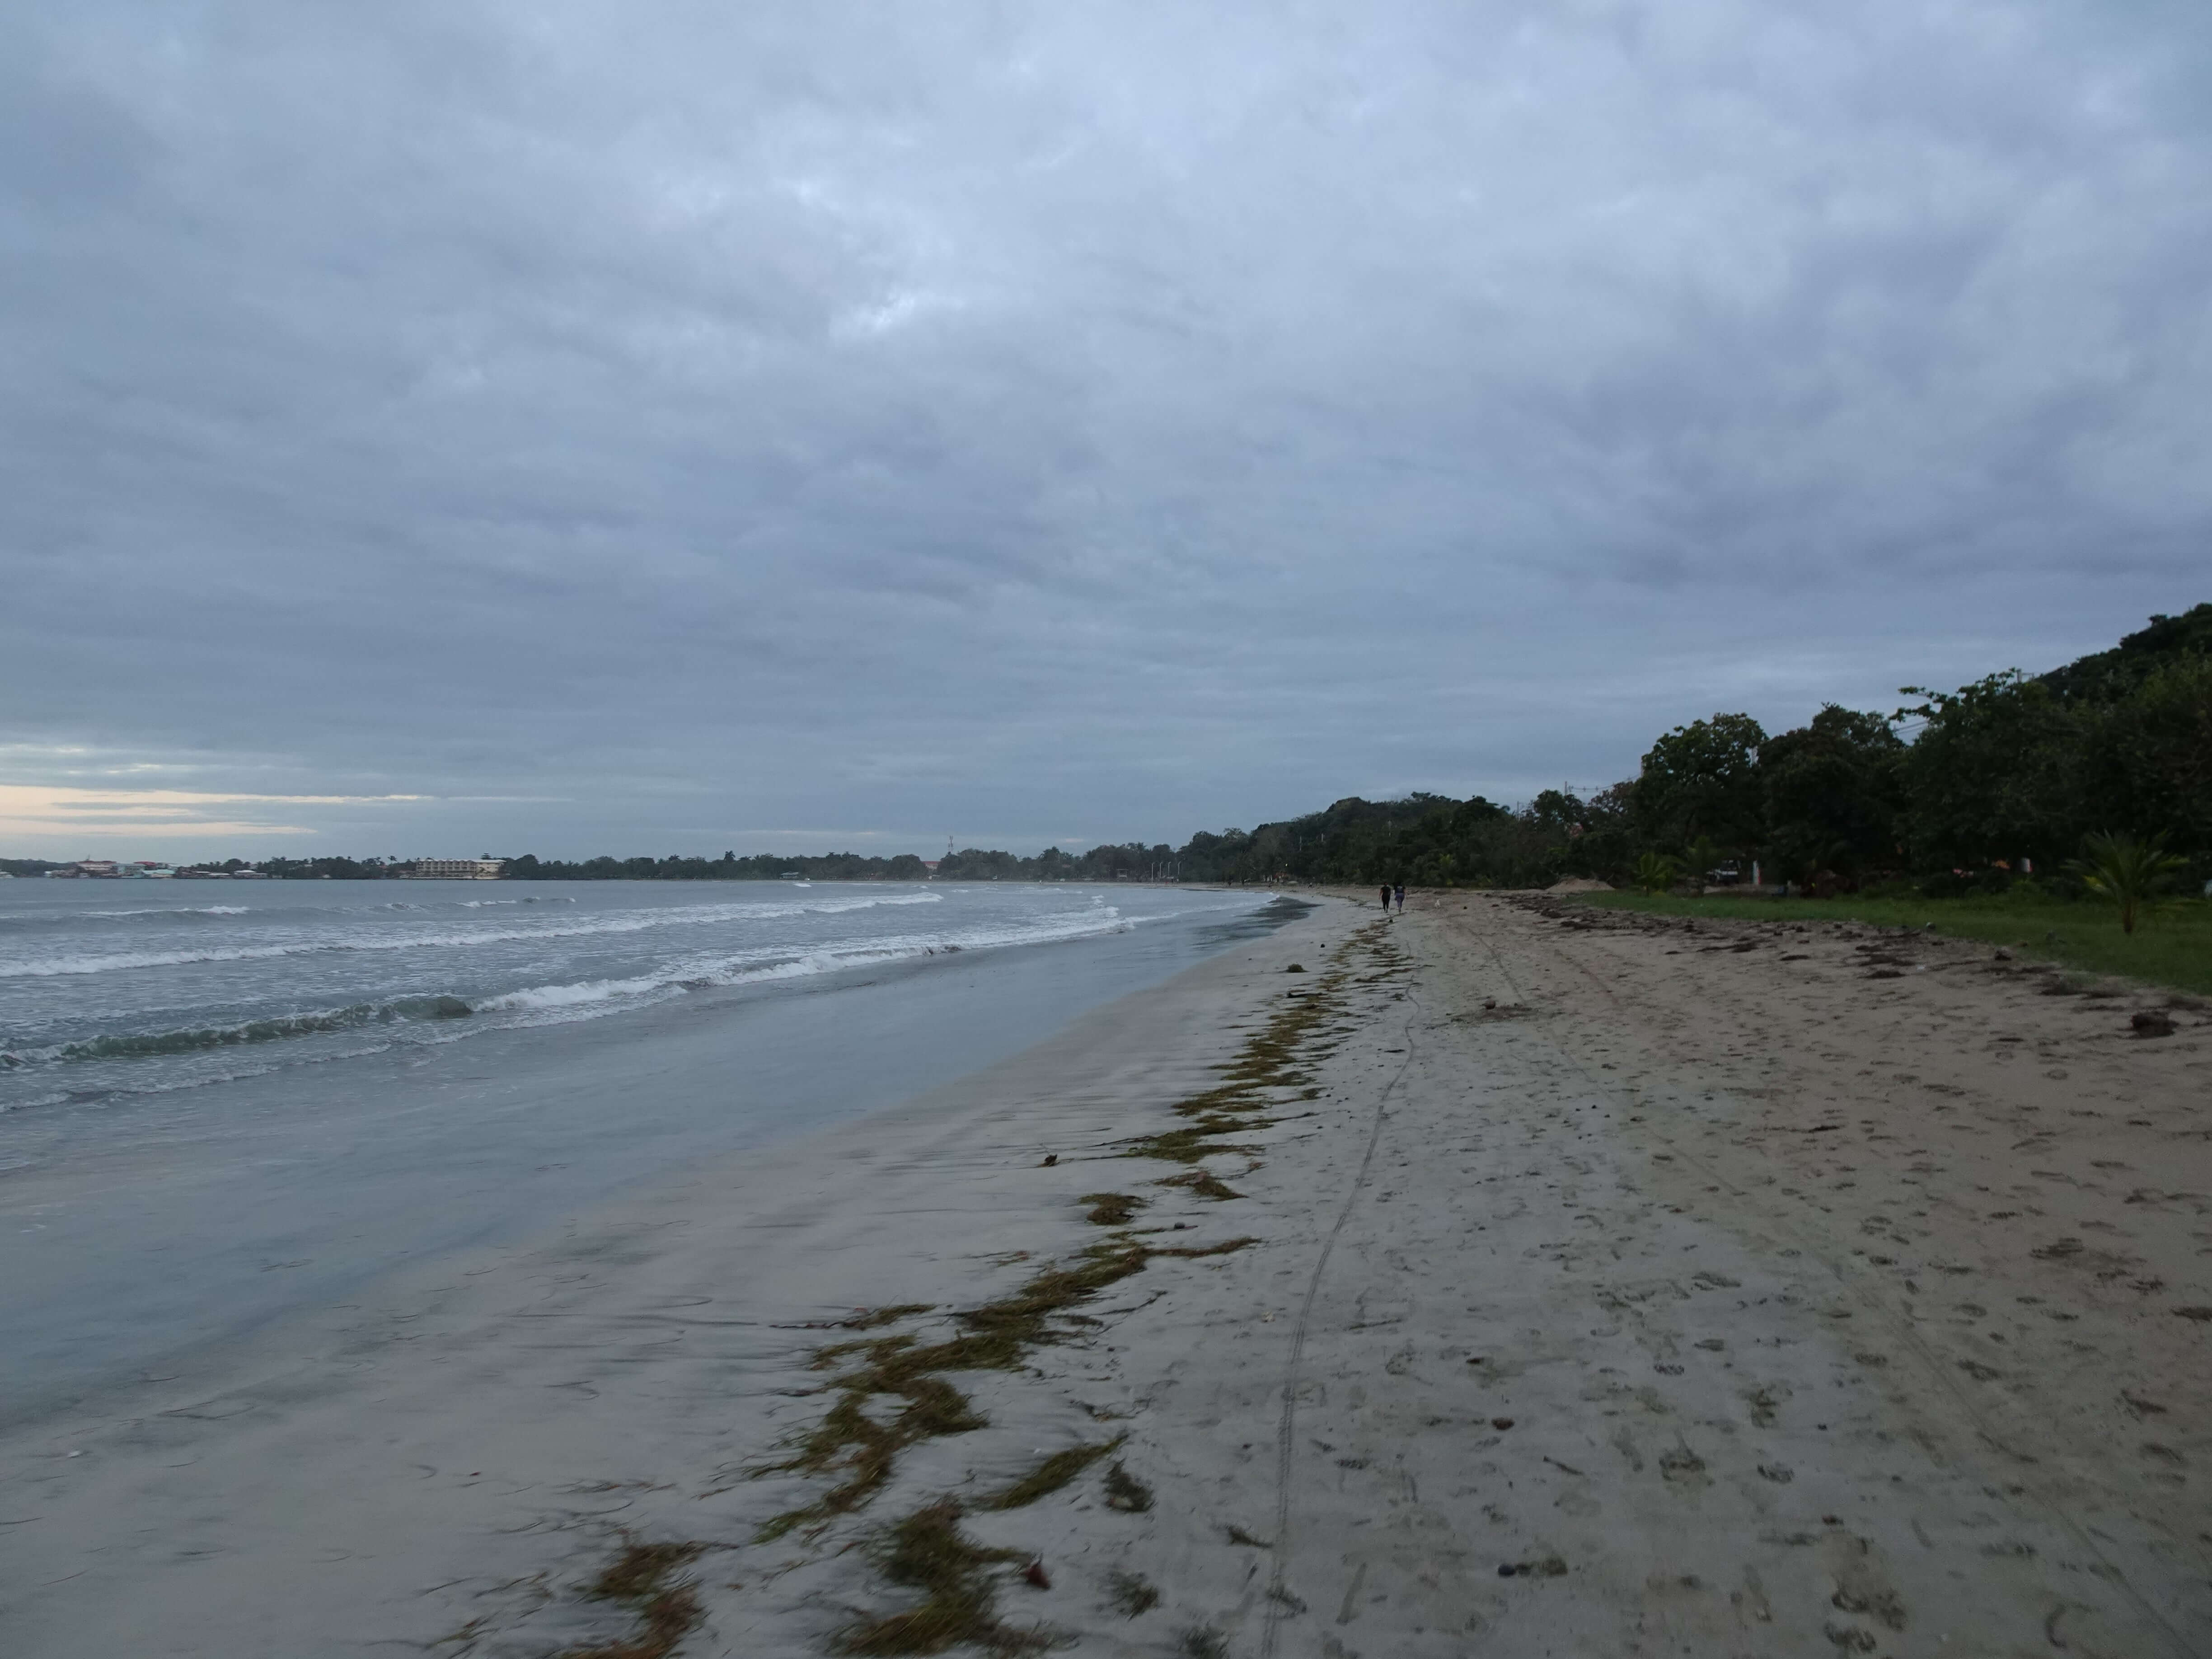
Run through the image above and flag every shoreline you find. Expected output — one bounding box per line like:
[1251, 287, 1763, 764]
[0, 888, 1291, 1424]
[5, 892, 2207, 1655]
[0, 898, 1364, 1655]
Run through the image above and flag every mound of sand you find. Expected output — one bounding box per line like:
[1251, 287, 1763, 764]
[1545, 875, 1613, 892]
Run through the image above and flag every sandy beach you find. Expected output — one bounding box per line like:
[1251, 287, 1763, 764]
[4, 892, 2208, 1657]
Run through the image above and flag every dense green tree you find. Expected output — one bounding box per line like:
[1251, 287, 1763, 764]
[2074, 656, 2212, 852]
[1635, 713, 1768, 852]
[1758, 705, 1906, 883]
[259, 855, 397, 879]
[2038, 603, 2212, 703]
[1898, 672, 2086, 870]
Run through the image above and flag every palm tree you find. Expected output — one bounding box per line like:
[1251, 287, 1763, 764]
[2067, 831, 2187, 934]
[1633, 852, 1681, 895]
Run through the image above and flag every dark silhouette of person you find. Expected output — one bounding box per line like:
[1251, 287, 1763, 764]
[1378, 884, 1391, 910]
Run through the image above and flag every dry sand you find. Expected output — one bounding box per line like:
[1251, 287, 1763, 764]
[3, 894, 2207, 1657]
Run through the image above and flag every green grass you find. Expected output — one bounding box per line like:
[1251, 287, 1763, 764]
[1571, 892, 2212, 997]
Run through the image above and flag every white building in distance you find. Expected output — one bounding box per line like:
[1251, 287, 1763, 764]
[407, 858, 505, 881]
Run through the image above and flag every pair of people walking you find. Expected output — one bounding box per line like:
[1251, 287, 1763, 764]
[1377, 882, 1405, 914]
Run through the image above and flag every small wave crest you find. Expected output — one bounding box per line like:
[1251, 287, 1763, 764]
[467, 902, 1134, 1026]
[1, 996, 473, 1068]
[1, 904, 256, 926]
[475, 975, 673, 1014]
[81, 904, 253, 919]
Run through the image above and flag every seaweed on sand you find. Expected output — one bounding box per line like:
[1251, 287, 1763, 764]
[1122, 1118, 1265, 1164]
[1116, 942, 1361, 1172]
[839, 1303, 937, 1330]
[558, 1538, 712, 1659]
[783, 927, 1380, 1639]
[1104, 1568, 1160, 1616]
[841, 1434, 1140, 1656]
[834, 1502, 1052, 1657]
[1101, 1462, 1153, 1514]
[755, 1238, 1253, 1540]
[1157, 1170, 1240, 1201]
[977, 1437, 1125, 1511]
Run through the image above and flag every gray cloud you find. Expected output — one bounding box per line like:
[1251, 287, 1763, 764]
[4, 0, 2208, 856]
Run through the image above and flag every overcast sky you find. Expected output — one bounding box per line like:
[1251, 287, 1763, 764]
[5, 1, 2208, 859]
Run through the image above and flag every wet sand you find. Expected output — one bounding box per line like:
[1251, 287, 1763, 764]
[3, 894, 2207, 1656]
[0, 899, 1288, 1426]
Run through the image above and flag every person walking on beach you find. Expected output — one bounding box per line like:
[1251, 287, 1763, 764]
[1379, 883, 1391, 911]
[1393, 882, 1406, 914]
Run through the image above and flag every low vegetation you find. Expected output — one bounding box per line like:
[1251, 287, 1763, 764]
[2069, 830, 2192, 935]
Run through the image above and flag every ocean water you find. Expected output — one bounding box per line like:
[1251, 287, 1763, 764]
[0, 879, 1224, 1117]
[0, 879, 1299, 1419]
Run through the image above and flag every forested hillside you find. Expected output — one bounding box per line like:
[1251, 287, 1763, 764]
[1171, 604, 2211, 892]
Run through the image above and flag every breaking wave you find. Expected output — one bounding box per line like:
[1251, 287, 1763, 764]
[0, 891, 942, 979]
[1, 904, 256, 926]
[3, 997, 476, 1066]
[0, 903, 1131, 1077]
[0, 886, 1282, 1117]
[473, 903, 1134, 1023]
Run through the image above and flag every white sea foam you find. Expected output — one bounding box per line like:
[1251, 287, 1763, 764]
[0, 891, 943, 978]
[0, 885, 1284, 1116]
[44, 904, 256, 920]
[0, 903, 1148, 1096]
[470, 902, 1134, 1029]
[475, 974, 674, 1013]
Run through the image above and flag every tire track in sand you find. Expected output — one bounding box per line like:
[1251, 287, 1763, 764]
[1260, 928, 1421, 1659]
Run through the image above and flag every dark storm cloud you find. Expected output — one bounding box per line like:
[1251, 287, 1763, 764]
[4, 0, 2209, 855]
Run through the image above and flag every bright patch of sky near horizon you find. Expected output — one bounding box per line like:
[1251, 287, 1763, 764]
[5, 0, 2209, 858]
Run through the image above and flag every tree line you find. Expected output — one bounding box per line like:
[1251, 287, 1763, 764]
[497, 603, 2205, 895]
[1182, 604, 2210, 894]
[876, 601, 2207, 895]
[12, 605, 2200, 894]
